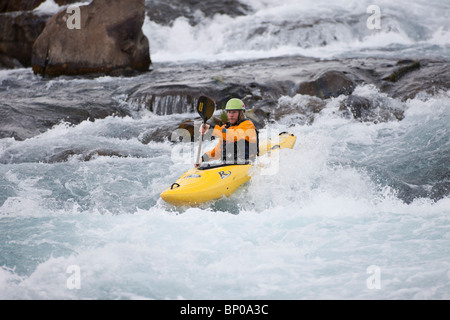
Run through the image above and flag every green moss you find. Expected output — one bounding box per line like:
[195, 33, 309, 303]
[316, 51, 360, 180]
[384, 60, 421, 82]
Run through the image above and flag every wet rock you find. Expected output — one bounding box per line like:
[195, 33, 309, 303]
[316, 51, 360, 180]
[244, 108, 271, 129]
[32, 0, 151, 76]
[146, 0, 250, 26]
[298, 70, 356, 99]
[380, 59, 450, 101]
[127, 79, 291, 117]
[339, 94, 404, 123]
[382, 60, 420, 82]
[430, 181, 450, 202]
[139, 125, 179, 144]
[275, 94, 326, 125]
[0, 53, 23, 68]
[339, 95, 371, 119]
[137, 115, 199, 144]
[0, 0, 45, 12]
[47, 148, 129, 163]
[175, 118, 195, 142]
[54, 0, 83, 6]
[0, 11, 50, 68]
[2, 54, 448, 143]
[0, 99, 131, 141]
[128, 84, 205, 115]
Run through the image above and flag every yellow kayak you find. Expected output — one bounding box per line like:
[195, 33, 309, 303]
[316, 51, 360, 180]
[160, 132, 296, 206]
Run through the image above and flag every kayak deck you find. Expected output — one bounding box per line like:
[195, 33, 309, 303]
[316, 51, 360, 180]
[160, 164, 252, 206]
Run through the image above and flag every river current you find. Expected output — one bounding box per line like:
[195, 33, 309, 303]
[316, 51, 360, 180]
[1, 0, 449, 299]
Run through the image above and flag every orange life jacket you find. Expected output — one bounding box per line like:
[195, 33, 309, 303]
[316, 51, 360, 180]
[203, 119, 258, 164]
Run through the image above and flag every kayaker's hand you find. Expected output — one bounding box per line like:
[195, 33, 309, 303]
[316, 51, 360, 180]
[194, 157, 203, 168]
[199, 124, 210, 135]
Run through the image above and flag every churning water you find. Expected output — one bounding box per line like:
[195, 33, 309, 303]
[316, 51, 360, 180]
[0, 0, 449, 299]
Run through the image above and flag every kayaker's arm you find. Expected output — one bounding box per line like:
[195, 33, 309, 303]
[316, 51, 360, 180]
[195, 124, 223, 167]
[199, 124, 223, 137]
[202, 140, 222, 162]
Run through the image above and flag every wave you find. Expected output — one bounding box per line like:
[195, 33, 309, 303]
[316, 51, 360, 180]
[144, 0, 450, 62]
[26, 0, 450, 63]
[1, 86, 448, 216]
[1, 87, 449, 300]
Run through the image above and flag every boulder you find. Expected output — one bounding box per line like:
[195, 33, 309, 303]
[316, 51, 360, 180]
[275, 94, 326, 125]
[0, 11, 50, 68]
[339, 94, 405, 123]
[0, 0, 45, 12]
[298, 70, 355, 99]
[176, 118, 195, 142]
[0, 99, 131, 141]
[339, 95, 372, 119]
[244, 108, 270, 129]
[430, 181, 450, 202]
[147, 0, 250, 26]
[31, 0, 151, 76]
[382, 60, 420, 82]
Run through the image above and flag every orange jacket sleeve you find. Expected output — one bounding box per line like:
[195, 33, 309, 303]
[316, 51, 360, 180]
[203, 125, 224, 161]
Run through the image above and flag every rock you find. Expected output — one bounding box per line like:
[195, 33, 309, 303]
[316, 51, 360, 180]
[146, 0, 250, 26]
[339, 94, 405, 123]
[430, 181, 450, 202]
[31, 0, 151, 76]
[380, 59, 450, 101]
[54, 0, 82, 6]
[382, 60, 420, 82]
[339, 95, 371, 119]
[244, 108, 270, 129]
[0, 11, 50, 68]
[176, 119, 195, 141]
[0, 96, 131, 141]
[275, 94, 326, 125]
[139, 125, 179, 144]
[2, 54, 448, 143]
[47, 148, 129, 163]
[0, 0, 83, 69]
[127, 84, 205, 115]
[0, 0, 45, 12]
[0, 53, 23, 68]
[126, 79, 291, 117]
[298, 70, 356, 99]
[137, 117, 200, 144]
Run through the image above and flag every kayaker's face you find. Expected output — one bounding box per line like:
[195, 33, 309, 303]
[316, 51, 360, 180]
[227, 110, 239, 125]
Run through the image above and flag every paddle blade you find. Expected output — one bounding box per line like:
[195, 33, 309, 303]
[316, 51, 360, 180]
[197, 96, 215, 123]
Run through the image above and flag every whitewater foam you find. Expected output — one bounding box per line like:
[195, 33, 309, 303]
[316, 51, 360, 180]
[145, 0, 449, 62]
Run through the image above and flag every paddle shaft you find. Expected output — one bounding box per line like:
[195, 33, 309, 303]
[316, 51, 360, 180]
[195, 123, 206, 166]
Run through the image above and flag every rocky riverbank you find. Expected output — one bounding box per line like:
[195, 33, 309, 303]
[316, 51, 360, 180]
[1, 54, 449, 144]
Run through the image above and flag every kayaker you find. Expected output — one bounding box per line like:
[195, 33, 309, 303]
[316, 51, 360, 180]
[195, 98, 258, 167]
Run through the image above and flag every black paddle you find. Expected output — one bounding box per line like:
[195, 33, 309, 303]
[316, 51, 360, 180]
[195, 95, 215, 166]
